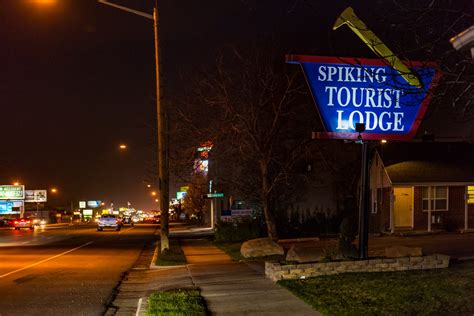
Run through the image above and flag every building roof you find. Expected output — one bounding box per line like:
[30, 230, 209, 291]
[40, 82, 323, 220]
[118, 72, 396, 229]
[377, 142, 474, 184]
[385, 160, 474, 184]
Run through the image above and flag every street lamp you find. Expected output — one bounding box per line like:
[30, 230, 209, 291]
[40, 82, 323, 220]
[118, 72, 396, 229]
[99, 0, 169, 251]
[450, 25, 474, 59]
[119, 144, 127, 150]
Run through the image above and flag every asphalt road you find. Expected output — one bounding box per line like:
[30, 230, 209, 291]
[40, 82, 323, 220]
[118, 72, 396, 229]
[0, 224, 158, 316]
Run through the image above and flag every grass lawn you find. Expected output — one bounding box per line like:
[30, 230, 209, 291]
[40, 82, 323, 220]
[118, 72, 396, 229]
[215, 242, 244, 261]
[155, 239, 187, 266]
[146, 289, 208, 316]
[279, 260, 474, 315]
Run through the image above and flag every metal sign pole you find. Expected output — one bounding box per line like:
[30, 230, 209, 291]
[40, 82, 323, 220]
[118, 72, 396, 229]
[358, 139, 370, 260]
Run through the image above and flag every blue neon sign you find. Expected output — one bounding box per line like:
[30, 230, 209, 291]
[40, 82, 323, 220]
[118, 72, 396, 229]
[287, 55, 440, 140]
[0, 201, 14, 214]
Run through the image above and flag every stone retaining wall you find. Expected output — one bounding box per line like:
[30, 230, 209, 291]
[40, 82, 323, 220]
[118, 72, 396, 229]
[265, 254, 450, 282]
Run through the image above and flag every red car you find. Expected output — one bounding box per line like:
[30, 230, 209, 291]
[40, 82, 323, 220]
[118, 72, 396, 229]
[13, 218, 34, 230]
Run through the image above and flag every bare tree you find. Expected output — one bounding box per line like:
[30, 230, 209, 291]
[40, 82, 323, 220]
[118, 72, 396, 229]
[172, 47, 319, 238]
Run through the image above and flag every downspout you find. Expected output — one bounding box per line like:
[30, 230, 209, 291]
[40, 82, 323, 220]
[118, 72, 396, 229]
[428, 187, 432, 232]
[390, 188, 394, 234]
[465, 186, 468, 231]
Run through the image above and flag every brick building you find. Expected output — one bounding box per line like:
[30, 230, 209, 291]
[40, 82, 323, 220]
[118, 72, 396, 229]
[369, 142, 474, 232]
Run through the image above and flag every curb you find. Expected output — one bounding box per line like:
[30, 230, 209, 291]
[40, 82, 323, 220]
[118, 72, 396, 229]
[149, 240, 187, 270]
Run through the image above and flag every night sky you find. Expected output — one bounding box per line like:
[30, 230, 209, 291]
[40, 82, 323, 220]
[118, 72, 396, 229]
[0, 0, 469, 210]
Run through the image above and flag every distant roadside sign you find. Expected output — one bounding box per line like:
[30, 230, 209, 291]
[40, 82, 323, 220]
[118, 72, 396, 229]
[79, 201, 86, 209]
[203, 193, 224, 198]
[0, 201, 14, 214]
[25, 190, 47, 203]
[176, 191, 187, 199]
[87, 200, 101, 208]
[0, 185, 24, 200]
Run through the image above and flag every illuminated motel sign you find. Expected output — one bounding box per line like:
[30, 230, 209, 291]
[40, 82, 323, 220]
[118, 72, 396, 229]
[286, 55, 441, 140]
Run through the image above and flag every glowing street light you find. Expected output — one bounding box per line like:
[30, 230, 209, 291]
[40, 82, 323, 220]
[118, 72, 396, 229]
[29, 0, 57, 5]
[50, 188, 58, 193]
[151, 191, 157, 196]
[119, 144, 127, 150]
[155, 199, 159, 202]
[13, 182, 20, 186]
[147, 184, 151, 188]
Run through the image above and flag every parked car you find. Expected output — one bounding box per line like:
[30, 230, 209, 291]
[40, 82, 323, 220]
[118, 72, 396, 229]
[153, 215, 161, 224]
[13, 218, 34, 230]
[97, 214, 121, 231]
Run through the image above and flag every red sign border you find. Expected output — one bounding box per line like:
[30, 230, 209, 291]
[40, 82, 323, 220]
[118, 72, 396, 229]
[286, 55, 442, 141]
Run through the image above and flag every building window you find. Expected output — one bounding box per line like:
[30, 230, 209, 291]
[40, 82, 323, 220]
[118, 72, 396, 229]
[467, 186, 474, 204]
[422, 186, 448, 211]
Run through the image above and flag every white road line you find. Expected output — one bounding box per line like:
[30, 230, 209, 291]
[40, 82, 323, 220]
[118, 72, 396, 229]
[0, 241, 94, 279]
[119, 227, 135, 235]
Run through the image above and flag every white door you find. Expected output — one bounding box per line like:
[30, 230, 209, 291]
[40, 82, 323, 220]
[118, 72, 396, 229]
[394, 187, 413, 228]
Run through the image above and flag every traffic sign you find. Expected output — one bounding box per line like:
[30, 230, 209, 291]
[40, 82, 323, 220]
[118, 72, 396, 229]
[203, 193, 224, 198]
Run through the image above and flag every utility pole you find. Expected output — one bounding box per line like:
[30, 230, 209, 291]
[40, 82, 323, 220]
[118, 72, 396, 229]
[98, 0, 169, 252]
[153, 1, 169, 252]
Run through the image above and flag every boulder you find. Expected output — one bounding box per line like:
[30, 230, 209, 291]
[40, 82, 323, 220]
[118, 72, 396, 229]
[286, 244, 325, 263]
[240, 238, 284, 258]
[385, 246, 422, 258]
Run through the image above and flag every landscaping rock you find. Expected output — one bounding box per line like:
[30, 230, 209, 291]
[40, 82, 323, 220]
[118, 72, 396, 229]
[285, 244, 325, 263]
[240, 238, 284, 258]
[385, 246, 422, 258]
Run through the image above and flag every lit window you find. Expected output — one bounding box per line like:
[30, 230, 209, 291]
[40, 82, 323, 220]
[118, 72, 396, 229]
[422, 186, 448, 211]
[468, 186, 474, 204]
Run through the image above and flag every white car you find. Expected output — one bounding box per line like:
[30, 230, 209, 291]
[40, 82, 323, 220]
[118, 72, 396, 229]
[97, 214, 121, 231]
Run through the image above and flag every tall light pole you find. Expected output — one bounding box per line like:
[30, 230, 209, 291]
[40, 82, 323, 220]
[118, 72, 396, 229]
[98, 0, 169, 251]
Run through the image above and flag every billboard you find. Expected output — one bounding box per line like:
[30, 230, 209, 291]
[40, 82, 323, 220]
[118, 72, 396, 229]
[176, 191, 187, 200]
[87, 201, 101, 208]
[0, 185, 25, 200]
[79, 201, 86, 209]
[286, 55, 441, 140]
[0, 201, 14, 214]
[25, 190, 47, 203]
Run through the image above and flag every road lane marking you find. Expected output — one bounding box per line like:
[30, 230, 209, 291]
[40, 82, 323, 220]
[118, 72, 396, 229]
[119, 227, 135, 235]
[0, 241, 94, 279]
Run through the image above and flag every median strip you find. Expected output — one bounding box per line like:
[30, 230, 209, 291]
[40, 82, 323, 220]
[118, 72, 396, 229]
[0, 241, 94, 279]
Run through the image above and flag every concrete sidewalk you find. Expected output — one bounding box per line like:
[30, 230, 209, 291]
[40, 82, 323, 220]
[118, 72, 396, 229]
[107, 238, 319, 315]
[181, 239, 319, 316]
